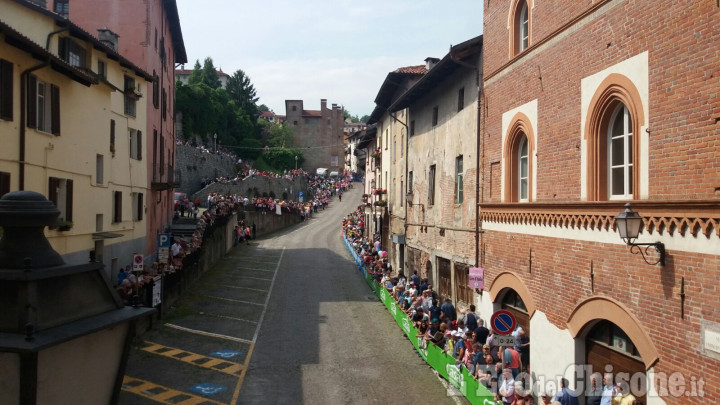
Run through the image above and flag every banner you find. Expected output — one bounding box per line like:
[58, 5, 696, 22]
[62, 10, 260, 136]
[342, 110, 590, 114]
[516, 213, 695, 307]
[350, 239, 494, 405]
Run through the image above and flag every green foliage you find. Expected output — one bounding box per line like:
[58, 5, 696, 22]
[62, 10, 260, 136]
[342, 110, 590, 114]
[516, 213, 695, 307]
[258, 104, 270, 112]
[267, 123, 295, 148]
[360, 114, 370, 123]
[226, 69, 259, 120]
[261, 148, 303, 171]
[237, 138, 262, 160]
[175, 58, 261, 149]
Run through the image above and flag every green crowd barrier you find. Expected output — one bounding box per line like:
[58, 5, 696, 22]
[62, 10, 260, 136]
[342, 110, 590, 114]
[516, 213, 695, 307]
[361, 271, 496, 404]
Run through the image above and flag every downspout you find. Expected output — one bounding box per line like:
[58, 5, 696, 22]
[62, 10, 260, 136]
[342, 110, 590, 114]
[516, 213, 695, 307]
[19, 28, 69, 190]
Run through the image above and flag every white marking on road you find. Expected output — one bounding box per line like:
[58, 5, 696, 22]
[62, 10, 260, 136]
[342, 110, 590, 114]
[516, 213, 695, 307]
[234, 267, 275, 273]
[221, 285, 268, 292]
[436, 373, 464, 405]
[205, 313, 258, 324]
[203, 295, 265, 306]
[165, 323, 253, 344]
[252, 247, 285, 344]
[235, 276, 272, 281]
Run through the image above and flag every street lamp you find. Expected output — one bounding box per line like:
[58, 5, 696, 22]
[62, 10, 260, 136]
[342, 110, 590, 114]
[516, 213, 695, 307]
[615, 203, 666, 266]
[295, 155, 298, 170]
[0, 191, 154, 404]
[213, 133, 217, 154]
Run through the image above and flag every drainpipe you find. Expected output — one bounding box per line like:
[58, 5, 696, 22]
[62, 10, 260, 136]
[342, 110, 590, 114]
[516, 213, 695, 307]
[19, 28, 69, 190]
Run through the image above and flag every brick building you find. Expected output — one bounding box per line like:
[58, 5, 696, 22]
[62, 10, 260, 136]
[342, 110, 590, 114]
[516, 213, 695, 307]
[479, 1, 719, 403]
[45, 0, 187, 269]
[284, 99, 344, 172]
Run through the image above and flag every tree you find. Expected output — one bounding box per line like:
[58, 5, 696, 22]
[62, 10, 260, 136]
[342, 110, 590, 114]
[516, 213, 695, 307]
[226, 69, 259, 119]
[258, 104, 270, 112]
[267, 124, 295, 148]
[360, 114, 370, 123]
[187, 60, 202, 85]
[200, 57, 221, 89]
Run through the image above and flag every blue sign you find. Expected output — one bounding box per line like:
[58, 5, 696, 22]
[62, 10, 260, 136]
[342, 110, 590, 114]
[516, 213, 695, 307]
[189, 383, 227, 396]
[298, 191, 304, 198]
[210, 350, 243, 359]
[490, 310, 517, 336]
[157, 233, 171, 248]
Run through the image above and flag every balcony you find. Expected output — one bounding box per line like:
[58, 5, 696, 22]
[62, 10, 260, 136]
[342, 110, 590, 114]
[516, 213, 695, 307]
[151, 164, 181, 191]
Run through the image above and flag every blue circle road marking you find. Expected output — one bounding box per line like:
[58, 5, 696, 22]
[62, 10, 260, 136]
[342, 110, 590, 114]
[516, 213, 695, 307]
[491, 310, 516, 336]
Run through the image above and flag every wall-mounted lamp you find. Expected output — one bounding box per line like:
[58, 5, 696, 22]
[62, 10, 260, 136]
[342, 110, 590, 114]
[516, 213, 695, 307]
[615, 203, 665, 266]
[406, 192, 425, 211]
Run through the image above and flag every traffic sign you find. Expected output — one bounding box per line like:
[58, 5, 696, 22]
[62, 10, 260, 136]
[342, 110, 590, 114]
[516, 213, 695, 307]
[133, 254, 144, 272]
[492, 335, 516, 347]
[157, 233, 170, 262]
[490, 310, 516, 336]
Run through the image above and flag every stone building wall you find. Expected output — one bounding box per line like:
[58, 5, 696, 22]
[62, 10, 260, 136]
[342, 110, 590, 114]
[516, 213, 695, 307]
[175, 144, 238, 196]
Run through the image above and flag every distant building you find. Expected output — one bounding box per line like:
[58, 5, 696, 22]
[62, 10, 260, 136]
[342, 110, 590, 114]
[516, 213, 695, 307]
[343, 119, 367, 135]
[259, 110, 285, 125]
[175, 67, 230, 89]
[284, 99, 344, 172]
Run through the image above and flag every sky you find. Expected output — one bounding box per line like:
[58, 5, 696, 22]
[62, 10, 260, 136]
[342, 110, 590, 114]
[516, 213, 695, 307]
[175, 0, 484, 118]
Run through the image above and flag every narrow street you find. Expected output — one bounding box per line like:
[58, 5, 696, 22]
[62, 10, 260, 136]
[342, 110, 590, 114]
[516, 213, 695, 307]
[119, 187, 458, 405]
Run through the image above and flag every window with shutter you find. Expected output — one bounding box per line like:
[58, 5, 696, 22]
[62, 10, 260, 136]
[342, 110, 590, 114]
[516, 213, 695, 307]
[137, 130, 142, 160]
[0, 59, 13, 121]
[110, 119, 115, 156]
[113, 191, 122, 223]
[0, 172, 10, 198]
[26, 75, 37, 128]
[51, 84, 60, 135]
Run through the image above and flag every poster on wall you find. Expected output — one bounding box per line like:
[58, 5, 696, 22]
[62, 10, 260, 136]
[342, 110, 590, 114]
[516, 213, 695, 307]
[468, 267, 484, 290]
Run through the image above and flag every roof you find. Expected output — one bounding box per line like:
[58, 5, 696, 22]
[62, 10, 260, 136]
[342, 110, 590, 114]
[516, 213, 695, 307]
[0, 19, 96, 86]
[162, 0, 187, 64]
[367, 65, 428, 125]
[388, 35, 483, 112]
[260, 111, 275, 117]
[393, 65, 428, 75]
[357, 124, 377, 150]
[9, 0, 154, 81]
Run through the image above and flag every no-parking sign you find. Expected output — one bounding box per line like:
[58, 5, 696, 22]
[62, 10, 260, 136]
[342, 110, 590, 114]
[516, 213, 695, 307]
[133, 254, 143, 272]
[490, 310, 516, 336]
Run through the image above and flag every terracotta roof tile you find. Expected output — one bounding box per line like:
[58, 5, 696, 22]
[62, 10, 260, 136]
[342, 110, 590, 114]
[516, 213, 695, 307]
[393, 65, 427, 75]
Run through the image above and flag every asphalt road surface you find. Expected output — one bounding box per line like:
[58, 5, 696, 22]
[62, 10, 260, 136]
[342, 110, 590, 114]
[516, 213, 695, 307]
[119, 186, 460, 405]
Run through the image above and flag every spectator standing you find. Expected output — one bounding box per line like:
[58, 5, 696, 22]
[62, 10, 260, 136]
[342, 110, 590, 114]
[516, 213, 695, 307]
[554, 378, 579, 405]
[464, 304, 479, 331]
[498, 368, 516, 405]
[475, 319, 491, 345]
[440, 297, 457, 322]
[587, 373, 603, 405]
[410, 271, 421, 288]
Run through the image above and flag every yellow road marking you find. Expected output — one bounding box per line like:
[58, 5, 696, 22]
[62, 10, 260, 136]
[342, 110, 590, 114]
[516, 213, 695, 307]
[142, 341, 244, 376]
[122, 376, 225, 405]
[231, 343, 255, 404]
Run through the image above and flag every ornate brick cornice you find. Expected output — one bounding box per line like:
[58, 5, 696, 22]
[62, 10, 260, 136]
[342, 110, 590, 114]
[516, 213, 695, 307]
[479, 201, 720, 238]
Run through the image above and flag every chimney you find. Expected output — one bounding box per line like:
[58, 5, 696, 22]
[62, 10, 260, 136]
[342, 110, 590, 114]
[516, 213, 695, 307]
[425, 57, 440, 70]
[97, 28, 119, 52]
[321, 99, 327, 112]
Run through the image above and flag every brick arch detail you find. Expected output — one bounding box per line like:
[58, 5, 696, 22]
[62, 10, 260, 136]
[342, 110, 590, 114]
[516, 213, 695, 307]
[507, 0, 534, 58]
[503, 112, 535, 202]
[487, 271, 536, 318]
[584, 73, 645, 201]
[567, 296, 659, 370]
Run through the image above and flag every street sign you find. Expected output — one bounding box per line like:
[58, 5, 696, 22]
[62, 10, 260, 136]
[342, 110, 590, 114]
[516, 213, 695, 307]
[469, 267, 484, 289]
[492, 335, 516, 347]
[151, 276, 162, 307]
[133, 254, 144, 272]
[157, 233, 170, 263]
[490, 310, 517, 336]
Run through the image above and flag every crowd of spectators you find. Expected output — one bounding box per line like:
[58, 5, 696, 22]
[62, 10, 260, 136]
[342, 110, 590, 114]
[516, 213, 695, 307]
[342, 203, 544, 404]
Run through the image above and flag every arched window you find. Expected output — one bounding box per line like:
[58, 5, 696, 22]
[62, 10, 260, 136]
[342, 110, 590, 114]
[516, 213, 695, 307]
[518, 136, 529, 201]
[608, 104, 633, 199]
[585, 74, 644, 201]
[512, 0, 531, 56]
[504, 114, 534, 203]
[519, 2, 529, 52]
